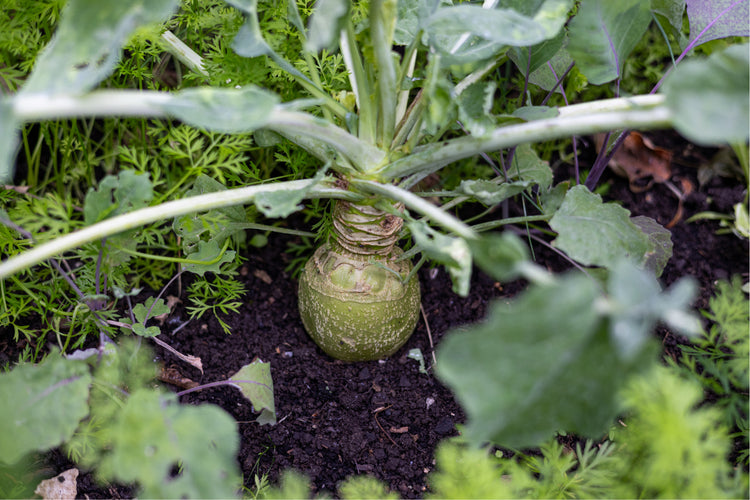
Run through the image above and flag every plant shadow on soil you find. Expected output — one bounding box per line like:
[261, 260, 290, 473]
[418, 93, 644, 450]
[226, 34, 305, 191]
[34, 132, 749, 498]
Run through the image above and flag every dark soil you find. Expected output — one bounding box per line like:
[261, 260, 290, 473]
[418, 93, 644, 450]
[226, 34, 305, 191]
[27, 133, 750, 497]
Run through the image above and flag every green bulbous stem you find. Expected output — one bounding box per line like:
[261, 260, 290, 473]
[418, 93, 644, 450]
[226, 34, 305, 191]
[298, 200, 421, 361]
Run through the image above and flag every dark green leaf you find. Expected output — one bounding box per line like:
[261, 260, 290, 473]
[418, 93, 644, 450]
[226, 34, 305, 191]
[568, 0, 651, 84]
[508, 30, 566, 74]
[652, 0, 686, 35]
[662, 43, 749, 145]
[161, 86, 278, 134]
[230, 359, 276, 425]
[549, 185, 650, 268]
[0, 353, 91, 464]
[21, 0, 179, 95]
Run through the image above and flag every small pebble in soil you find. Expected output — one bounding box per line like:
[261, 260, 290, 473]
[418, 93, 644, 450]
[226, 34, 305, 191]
[434, 416, 455, 435]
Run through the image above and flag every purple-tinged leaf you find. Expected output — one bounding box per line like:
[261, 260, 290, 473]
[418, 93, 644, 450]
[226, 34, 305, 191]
[568, 0, 652, 84]
[686, 0, 749, 47]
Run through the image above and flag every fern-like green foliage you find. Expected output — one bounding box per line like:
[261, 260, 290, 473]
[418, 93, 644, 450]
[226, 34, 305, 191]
[674, 277, 749, 466]
[606, 364, 746, 499]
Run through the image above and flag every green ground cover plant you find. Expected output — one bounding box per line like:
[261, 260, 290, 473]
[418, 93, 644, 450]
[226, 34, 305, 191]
[0, 0, 748, 496]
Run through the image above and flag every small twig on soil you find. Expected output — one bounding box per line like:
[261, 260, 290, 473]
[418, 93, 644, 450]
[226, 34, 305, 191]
[373, 405, 400, 448]
[420, 304, 437, 367]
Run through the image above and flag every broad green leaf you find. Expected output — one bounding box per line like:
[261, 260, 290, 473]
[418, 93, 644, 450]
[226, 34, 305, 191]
[254, 169, 327, 218]
[436, 272, 653, 448]
[99, 390, 240, 499]
[652, 0, 686, 34]
[183, 240, 237, 275]
[306, 0, 349, 52]
[469, 232, 530, 282]
[230, 359, 276, 425]
[662, 43, 749, 145]
[511, 143, 554, 190]
[631, 215, 673, 277]
[160, 87, 278, 134]
[0, 98, 19, 183]
[458, 179, 531, 205]
[407, 220, 472, 296]
[608, 261, 700, 359]
[394, 0, 425, 46]
[0, 353, 91, 464]
[424, 0, 573, 63]
[21, 0, 179, 95]
[508, 29, 566, 75]
[133, 297, 170, 324]
[83, 170, 153, 225]
[549, 185, 650, 268]
[568, 0, 651, 84]
[686, 0, 749, 47]
[457, 81, 496, 137]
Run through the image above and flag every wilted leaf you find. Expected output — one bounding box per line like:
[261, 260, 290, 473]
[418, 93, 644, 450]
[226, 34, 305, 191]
[686, 0, 749, 47]
[0, 353, 91, 464]
[407, 220, 472, 296]
[595, 132, 672, 192]
[99, 390, 240, 499]
[161, 86, 278, 134]
[631, 215, 673, 277]
[230, 359, 276, 425]
[21, 0, 179, 95]
[662, 43, 749, 146]
[568, 0, 651, 84]
[549, 185, 650, 268]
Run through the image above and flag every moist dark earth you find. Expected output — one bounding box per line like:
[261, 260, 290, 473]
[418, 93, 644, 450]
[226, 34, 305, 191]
[23, 133, 750, 497]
